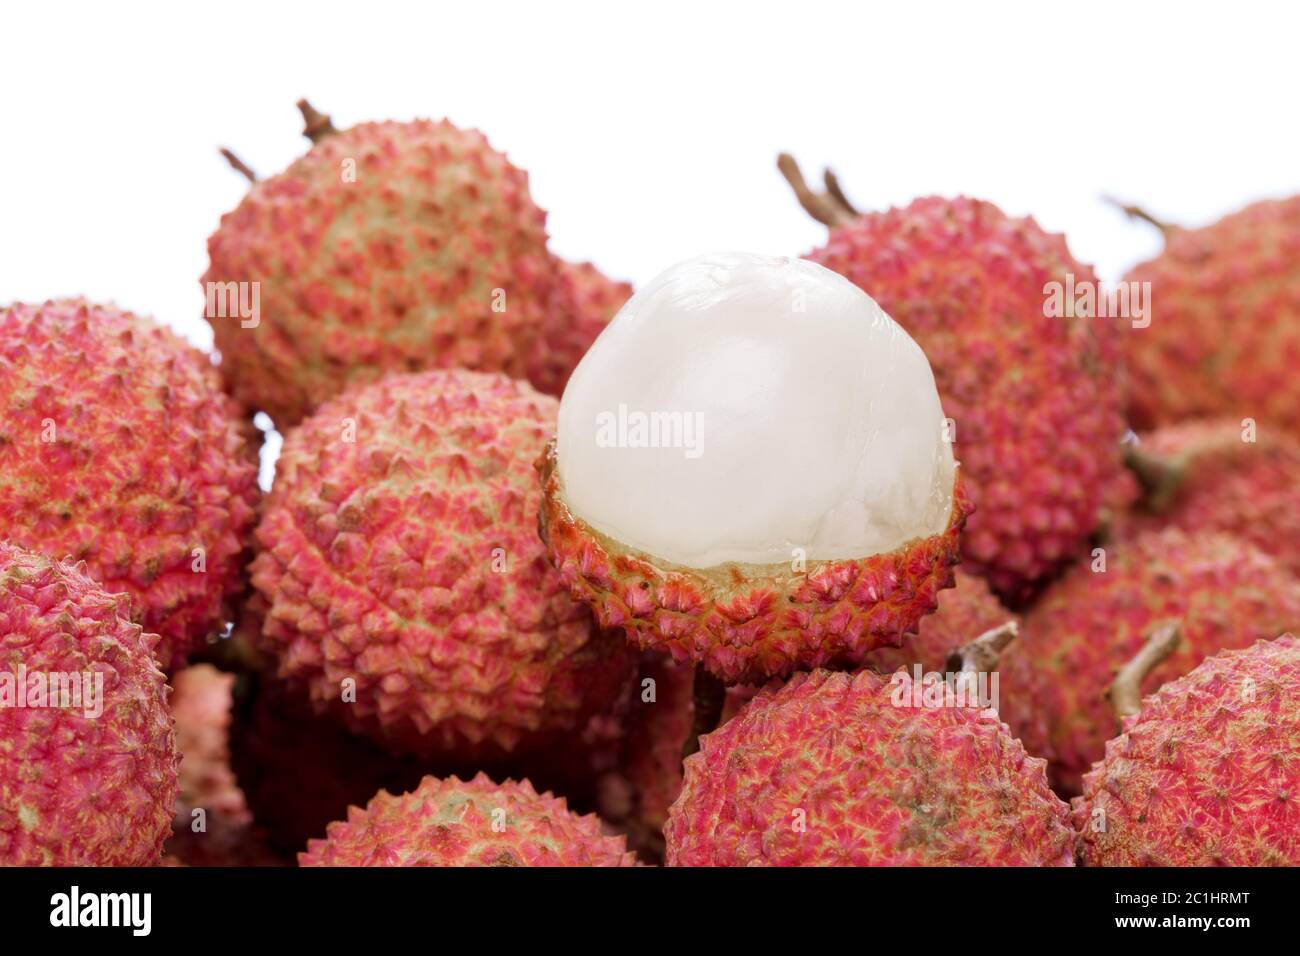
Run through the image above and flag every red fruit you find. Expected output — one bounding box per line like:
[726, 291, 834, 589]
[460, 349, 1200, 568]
[0, 300, 259, 670]
[527, 258, 632, 396]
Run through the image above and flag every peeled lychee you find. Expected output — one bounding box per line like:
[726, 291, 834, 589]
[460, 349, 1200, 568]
[299, 773, 636, 866]
[527, 258, 633, 397]
[664, 668, 1074, 865]
[999, 529, 1300, 794]
[540, 252, 971, 684]
[1119, 418, 1300, 579]
[1074, 632, 1300, 866]
[249, 368, 634, 757]
[0, 299, 260, 670]
[205, 105, 557, 427]
[783, 161, 1128, 601]
[0, 543, 178, 865]
[1119, 196, 1300, 437]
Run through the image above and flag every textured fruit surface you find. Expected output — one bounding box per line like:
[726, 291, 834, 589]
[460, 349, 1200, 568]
[807, 198, 1128, 600]
[864, 567, 1015, 674]
[1122, 197, 1300, 436]
[0, 299, 259, 670]
[541, 442, 971, 684]
[999, 530, 1300, 794]
[1074, 635, 1300, 865]
[300, 773, 636, 866]
[250, 369, 633, 756]
[665, 668, 1073, 865]
[526, 258, 632, 397]
[0, 544, 177, 865]
[1119, 419, 1300, 578]
[165, 665, 285, 866]
[205, 119, 555, 427]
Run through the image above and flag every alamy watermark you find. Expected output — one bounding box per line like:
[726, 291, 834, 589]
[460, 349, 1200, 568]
[890, 664, 1000, 710]
[0, 666, 104, 718]
[595, 404, 704, 459]
[205, 280, 261, 329]
[1043, 273, 1150, 328]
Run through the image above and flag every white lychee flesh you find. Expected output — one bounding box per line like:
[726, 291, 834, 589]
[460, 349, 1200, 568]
[555, 252, 956, 569]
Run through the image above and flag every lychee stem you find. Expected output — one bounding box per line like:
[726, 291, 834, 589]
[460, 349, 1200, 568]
[1109, 623, 1181, 719]
[947, 620, 1019, 675]
[822, 168, 860, 217]
[681, 666, 726, 761]
[297, 98, 339, 144]
[1103, 195, 1174, 237]
[219, 147, 258, 183]
[777, 153, 857, 228]
[1124, 444, 1188, 513]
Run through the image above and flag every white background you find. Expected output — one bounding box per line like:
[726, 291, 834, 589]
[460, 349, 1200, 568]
[3, 0, 1298, 353]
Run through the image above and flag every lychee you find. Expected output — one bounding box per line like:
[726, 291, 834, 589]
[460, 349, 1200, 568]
[0, 299, 260, 670]
[0, 543, 177, 865]
[527, 258, 633, 397]
[1116, 196, 1300, 437]
[1074, 630, 1300, 866]
[1118, 418, 1300, 579]
[205, 102, 557, 427]
[540, 252, 971, 685]
[781, 158, 1128, 601]
[248, 368, 634, 757]
[299, 773, 636, 866]
[998, 529, 1300, 794]
[664, 667, 1074, 865]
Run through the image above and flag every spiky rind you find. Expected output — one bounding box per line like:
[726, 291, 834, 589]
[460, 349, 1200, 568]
[1122, 197, 1300, 436]
[527, 259, 632, 397]
[864, 567, 1016, 674]
[1073, 635, 1300, 866]
[665, 668, 1074, 866]
[0, 544, 178, 865]
[0, 299, 259, 670]
[1119, 419, 1300, 579]
[538, 441, 971, 684]
[1000, 530, 1300, 794]
[205, 119, 555, 428]
[299, 773, 636, 866]
[807, 197, 1127, 600]
[249, 369, 633, 757]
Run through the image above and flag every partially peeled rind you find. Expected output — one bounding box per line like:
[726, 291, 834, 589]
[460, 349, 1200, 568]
[539, 253, 971, 683]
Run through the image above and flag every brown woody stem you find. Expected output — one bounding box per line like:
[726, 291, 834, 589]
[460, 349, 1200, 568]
[297, 98, 339, 143]
[219, 147, 258, 183]
[1109, 623, 1180, 719]
[778, 153, 857, 228]
[947, 620, 1019, 676]
[680, 666, 726, 761]
[822, 168, 859, 217]
[1104, 195, 1173, 236]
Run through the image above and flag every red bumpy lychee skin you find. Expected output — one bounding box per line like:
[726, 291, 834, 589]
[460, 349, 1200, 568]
[299, 773, 636, 867]
[538, 443, 972, 685]
[1121, 197, 1300, 437]
[527, 258, 633, 397]
[0, 299, 260, 670]
[1074, 635, 1300, 866]
[204, 118, 557, 428]
[0, 543, 178, 865]
[249, 369, 633, 758]
[804, 196, 1127, 601]
[999, 529, 1300, 795]
[664, 668, 1074, 866]
[1119, 418, 1300, 579]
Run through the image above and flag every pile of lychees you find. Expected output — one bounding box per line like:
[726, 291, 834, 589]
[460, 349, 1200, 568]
[1, 104, 1296, 868]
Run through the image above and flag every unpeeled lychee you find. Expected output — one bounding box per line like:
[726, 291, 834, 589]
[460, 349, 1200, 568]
[541, 252, 970, 684]
[1118, 196, 1300, 437]
[665, 668, 1074, 865]
[998, 529, 1300, 794]
[248, 368, 633, 758]
[0, 299, 259, 670]
[527, 258, 632, 397]
[205, 105, 557, 428]
[783, 161, 1128, 601]
[0, 543, 178, 865]
[1074, 633, 1300, 866]
[299, 773, 636, 867]
[1119, 418, 1300, 579]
